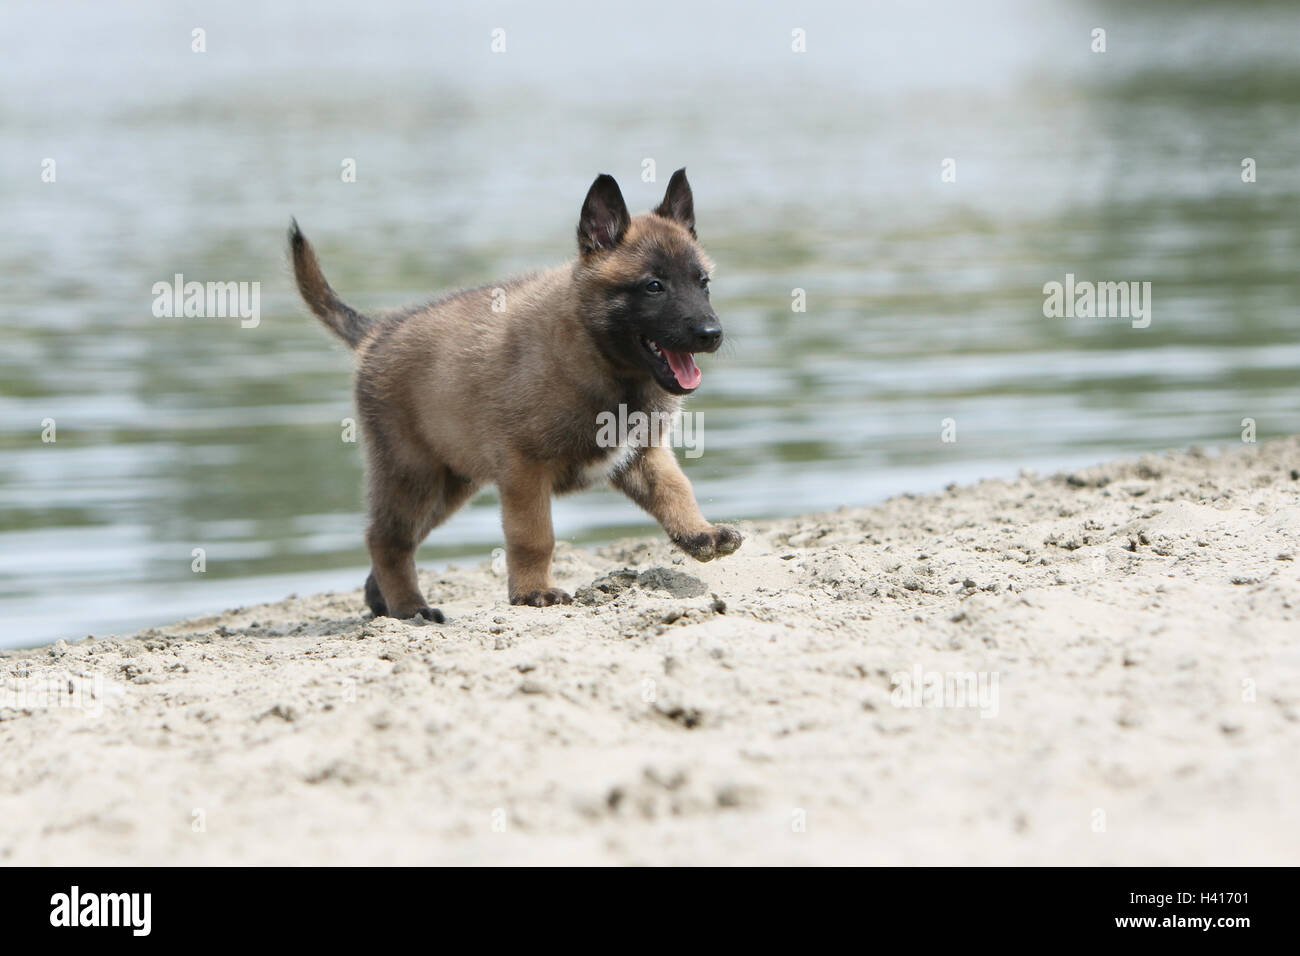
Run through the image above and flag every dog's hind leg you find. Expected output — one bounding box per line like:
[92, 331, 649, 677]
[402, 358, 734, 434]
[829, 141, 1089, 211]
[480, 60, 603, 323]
[365, 465, 477, 622]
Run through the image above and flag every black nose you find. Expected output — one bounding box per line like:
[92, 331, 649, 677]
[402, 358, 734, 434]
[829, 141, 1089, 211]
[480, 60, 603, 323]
[691, 325, 723, 351]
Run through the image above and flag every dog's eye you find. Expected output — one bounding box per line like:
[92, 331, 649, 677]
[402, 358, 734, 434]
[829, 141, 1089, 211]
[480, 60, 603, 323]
[700, 275, 710, 288]
[645, 280, 665, 294]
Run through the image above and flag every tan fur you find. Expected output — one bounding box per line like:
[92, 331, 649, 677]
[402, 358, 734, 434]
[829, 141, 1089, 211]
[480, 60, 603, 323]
[291, 173, 741, 619]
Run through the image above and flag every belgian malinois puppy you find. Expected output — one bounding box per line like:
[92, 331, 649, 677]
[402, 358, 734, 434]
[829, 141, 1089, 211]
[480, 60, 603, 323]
[289, 169, 741, 621]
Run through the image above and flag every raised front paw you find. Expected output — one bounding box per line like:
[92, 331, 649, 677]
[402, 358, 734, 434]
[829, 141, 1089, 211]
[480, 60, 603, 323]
[510, 588, 573, 607]
[672, 524, 744, 562]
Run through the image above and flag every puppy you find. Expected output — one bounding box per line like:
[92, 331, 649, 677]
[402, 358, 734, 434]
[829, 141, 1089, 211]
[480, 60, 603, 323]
[290, 169, 741, 620]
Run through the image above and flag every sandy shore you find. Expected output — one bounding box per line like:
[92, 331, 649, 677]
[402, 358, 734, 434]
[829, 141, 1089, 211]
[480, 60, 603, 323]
[3, 438, 1298, 865]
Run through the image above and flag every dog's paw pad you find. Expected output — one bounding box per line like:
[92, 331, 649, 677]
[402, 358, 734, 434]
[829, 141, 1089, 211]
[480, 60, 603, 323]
[674, 525, 744, 562]
[511, 588, 573, 607]
[712, 525, 743, 556]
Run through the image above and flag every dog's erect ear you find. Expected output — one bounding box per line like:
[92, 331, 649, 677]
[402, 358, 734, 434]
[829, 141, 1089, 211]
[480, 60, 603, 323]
[577, 174, 631, 256]
[653, 167, 695, 237]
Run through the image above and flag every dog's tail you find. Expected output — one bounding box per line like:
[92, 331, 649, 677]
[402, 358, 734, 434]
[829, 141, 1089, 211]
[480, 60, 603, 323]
[288, 219, 371, 349]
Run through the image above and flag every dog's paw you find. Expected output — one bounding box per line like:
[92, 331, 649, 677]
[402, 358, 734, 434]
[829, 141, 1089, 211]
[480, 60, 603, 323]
[363, 573, 388, 617]
[672, 524, 744, 562]
[511, 588, 573, 607]
[385, 603, 445, 624]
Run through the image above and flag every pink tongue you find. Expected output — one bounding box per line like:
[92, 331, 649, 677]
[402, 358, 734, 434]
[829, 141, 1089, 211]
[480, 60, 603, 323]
[662, 349, 702, 389]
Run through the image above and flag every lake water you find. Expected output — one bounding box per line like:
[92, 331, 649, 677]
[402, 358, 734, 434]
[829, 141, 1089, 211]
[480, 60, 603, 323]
[2, 0, 1298, 647]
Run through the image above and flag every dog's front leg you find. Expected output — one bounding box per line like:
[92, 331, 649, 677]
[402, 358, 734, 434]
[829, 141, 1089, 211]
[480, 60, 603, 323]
[500, 460, 572, 607]
[612, 444, 743, 561]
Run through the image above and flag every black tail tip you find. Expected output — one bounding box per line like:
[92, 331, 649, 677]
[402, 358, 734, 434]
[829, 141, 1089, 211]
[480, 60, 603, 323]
[288, 217, 303, 246]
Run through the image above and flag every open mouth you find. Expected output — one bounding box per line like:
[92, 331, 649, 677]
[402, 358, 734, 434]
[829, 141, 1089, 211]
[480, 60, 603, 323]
[641, 337, 703, 392]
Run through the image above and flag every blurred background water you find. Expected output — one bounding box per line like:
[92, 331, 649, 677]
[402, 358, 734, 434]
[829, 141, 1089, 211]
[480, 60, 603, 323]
[2, 0, 1297, 647]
